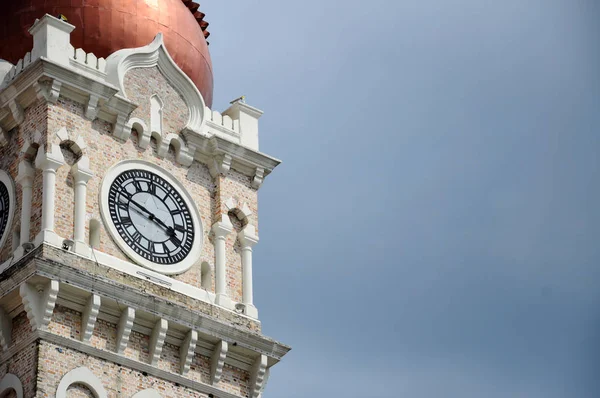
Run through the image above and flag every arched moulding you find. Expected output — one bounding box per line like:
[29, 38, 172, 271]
[56, 367, 107, 398]
[0, 373, 23, 398]
[54, 127, 88, 157]
[224, 197, 253, 225]
[132, 389, 162, 398]
[105, 33, 206, 134]
[157, 133, 195, 166]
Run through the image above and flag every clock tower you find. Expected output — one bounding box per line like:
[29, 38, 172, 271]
[0, 2, 289, 397]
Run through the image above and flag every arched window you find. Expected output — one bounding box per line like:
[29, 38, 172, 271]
[0, 374, 23, 398]
[56, 367, 107, 398]
[132, 389, 162, 398]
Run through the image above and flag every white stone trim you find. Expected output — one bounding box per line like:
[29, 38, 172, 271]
[0, 308, 11, 351]
[148, 318, 168, 366]
[56, 366, 107, 398]
[179, 329, 198, 375]
[0, 373, 23, 398]
[238, 224, 259, 319]
[81, 294, 100, 343]
[71, 156, 94, 257]
[210, 340, 228, 385]
[34, 144, 66, 248]
[0, 170, 16, 255]
[105, 33, 206, 133]
[116, 306, 135, 354]
[132, 389, 163, 398]
[249, 354, 268, 398]
[99, 160, 204, 275]
[19, 279, 59, 331]
[212, 216, 234, 310]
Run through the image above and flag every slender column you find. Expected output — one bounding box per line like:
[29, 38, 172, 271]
[71, 156, 93, 256]
[238, 224, 259, 318]
[14, 161, 35, 259]
[34, 144, 65, 247]
[211, 216, 233, 309]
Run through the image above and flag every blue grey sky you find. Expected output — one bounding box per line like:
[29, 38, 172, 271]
[203, 1, 599, 397]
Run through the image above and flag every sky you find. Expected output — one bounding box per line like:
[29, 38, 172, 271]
[202, 1, 600, 397]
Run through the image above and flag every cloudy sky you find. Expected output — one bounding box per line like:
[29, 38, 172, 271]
[202, 1, 599, 397]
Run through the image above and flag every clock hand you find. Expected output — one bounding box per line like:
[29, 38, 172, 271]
[120, 195, 175, 236]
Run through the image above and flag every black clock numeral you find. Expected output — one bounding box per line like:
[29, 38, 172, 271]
[109, 169, 196, 266]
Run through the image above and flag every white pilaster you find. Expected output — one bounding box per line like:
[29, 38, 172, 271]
[211, 216, 234, 310]
[34, 144, 65, 247]
[29, 14, 75, 66]
[238, 224, 259, 319]
[14, 161, 35, 259]
[71, 156, 93, 257]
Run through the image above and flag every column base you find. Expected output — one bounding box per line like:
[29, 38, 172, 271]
[243, 303, 259, 319]
[34, 230, 63, 248]
[73, 241, 91, 258]
[215, 294, 234, 310]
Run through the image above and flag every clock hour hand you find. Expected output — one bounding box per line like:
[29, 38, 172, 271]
[121, 195, 175, 236]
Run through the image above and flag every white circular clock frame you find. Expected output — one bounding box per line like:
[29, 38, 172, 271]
[0, 170, 16, 253]
[99, 160, 203, 275]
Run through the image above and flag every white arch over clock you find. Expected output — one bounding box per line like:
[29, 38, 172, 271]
[99, 159, 204, 275]
[56, 367, 107, 398]
[132, 389, 163, 398]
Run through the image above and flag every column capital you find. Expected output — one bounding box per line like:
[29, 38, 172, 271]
[238, 224, 259, 248]
[35, 144, 65, 171]
[15, 161, 35, 186]
[211, 216, 233, 238]
[71, 156, 94, 184]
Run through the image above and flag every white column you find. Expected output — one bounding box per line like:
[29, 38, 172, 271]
[13, 161, 35, 259]
[211, 216, 233, 310]
[34, 144, 65, 247]
[71, 156, 93, 256]
[238, 224, 259, 318]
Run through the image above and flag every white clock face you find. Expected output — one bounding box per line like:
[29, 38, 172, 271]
[0, 171, 15, 252]
[100, 161, 203, 275]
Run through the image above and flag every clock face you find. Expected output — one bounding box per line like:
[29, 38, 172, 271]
[0, 181, 10, 242]
[0, 170, 15, 253]
[100, 161, 203, 274]
[107, 169, 195, 265]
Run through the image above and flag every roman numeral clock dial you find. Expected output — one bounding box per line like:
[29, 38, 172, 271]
[101, 161, 203, 275]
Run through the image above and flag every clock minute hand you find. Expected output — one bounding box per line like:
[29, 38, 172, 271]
[124, 196, 174, 236]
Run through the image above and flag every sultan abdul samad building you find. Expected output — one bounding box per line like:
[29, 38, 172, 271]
[0, 1, 289, 397]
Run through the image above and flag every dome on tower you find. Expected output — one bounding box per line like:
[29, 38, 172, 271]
[0, 0, 214, 106]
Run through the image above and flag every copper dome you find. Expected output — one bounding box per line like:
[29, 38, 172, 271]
[0, 0, 214, 107]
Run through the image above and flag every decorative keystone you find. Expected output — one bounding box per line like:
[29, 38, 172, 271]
[210, 340, 228, 385]
[249, 354, 268, 398]
[81, 294, 100, 343]
[149, 318, 168, 366]
[116, 307, 135, 354]
[19, 280, 59, 331]
[179, 329, 198, 375]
